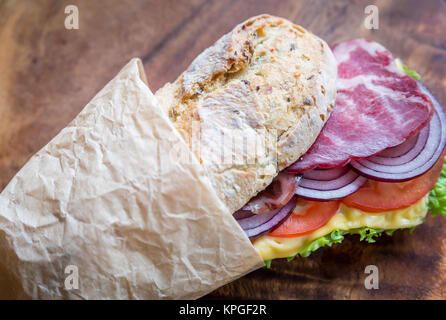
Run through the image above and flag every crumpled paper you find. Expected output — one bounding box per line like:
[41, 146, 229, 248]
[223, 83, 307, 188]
[0, 58, 263, 299]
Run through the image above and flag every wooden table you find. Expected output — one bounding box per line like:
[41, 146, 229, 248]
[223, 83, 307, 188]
[1, 0, 445, 299]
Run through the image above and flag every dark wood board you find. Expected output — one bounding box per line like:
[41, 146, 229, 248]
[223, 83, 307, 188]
[1, 0, 445, 299]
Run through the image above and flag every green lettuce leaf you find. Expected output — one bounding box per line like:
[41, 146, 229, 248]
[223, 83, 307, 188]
[286, 228, 388, 262]
[348, 227, 386, 243]
[264, 259, 272, 269]
[428, 157, 446, 216]
[395, 58, 421, 80]
[266, 227, 415, 266]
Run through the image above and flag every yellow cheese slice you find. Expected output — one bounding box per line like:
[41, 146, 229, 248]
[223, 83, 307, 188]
[253, 196, 428, 260]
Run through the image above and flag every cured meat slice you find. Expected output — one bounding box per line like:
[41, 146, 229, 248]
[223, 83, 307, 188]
[288, 39, 434, 173]
[238, 172, 298, 214]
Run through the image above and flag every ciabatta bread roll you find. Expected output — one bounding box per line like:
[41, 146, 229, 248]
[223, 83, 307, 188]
[155, 14, 337, 213]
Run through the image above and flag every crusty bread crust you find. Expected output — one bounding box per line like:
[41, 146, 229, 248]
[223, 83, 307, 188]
[156, 14, 337, 213]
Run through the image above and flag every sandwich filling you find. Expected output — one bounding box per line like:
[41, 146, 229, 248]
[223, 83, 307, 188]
[254, 196, 428, 261]
[255, 155, 446, 263]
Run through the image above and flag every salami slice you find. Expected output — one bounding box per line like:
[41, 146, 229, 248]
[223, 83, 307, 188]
[288, 39, 434, 173]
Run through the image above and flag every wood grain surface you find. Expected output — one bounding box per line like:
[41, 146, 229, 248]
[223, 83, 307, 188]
[1, 0, 445, 299]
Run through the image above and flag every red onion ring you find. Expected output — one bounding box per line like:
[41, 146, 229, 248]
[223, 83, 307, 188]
[295, 167, 367, 201]
[234, 196, 297, 240]
[303, 166, 350, 180]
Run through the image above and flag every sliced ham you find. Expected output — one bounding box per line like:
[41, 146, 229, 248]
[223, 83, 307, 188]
[238, 172, 298, 214]
[288, 39, 434, 173]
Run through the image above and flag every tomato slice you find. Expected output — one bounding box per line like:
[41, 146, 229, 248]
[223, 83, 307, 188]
[342, 150, 446, 212]
[269, 199, 340, 238]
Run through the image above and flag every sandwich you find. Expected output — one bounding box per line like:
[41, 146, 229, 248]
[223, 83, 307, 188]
[0, 14, 444, 299]
[156, 15, 446, 265]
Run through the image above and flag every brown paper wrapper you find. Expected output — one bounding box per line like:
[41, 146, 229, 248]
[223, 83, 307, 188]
[0, 59, 263, 299]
